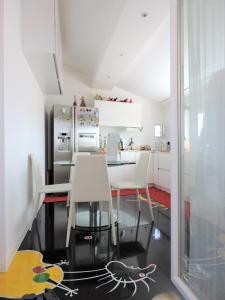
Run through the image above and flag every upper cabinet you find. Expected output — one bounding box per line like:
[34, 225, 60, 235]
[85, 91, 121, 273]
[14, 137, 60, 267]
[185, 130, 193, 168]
[22, 0, 63, 95]
[95, 101, 142, 127]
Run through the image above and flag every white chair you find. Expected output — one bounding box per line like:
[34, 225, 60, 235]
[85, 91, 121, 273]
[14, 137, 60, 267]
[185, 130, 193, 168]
[66, 152, 90, 206]
[69, 152, 91, 182]
[66, 154, 116, 247]
[30, 154, 72, 229]
[111, 152, 154, 222]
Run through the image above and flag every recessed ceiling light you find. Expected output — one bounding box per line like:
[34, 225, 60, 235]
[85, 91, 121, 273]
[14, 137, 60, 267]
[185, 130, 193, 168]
[141, 12, 148, 18]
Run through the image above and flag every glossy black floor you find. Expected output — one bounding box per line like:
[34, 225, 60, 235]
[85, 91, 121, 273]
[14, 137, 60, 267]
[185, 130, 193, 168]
[16, 195, 182, 300]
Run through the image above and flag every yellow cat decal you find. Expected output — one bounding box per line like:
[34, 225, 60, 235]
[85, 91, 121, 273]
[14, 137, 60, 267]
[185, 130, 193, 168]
[0, 250, 77, 298]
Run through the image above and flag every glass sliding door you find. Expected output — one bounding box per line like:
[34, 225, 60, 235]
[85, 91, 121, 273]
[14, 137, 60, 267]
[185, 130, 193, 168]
[179, 0, 225, 299]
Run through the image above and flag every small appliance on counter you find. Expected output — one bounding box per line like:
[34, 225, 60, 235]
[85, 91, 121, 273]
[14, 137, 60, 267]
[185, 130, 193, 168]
[119, 138, 124, 151]
[140, 145, 151, 151]
[167, 141, 171, 152]
[128, 137, 136, 150]
[50, 105, 99, 183]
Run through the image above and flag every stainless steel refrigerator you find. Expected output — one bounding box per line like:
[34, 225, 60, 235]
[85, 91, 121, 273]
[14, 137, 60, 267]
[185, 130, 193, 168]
[50, 105, 99, 184]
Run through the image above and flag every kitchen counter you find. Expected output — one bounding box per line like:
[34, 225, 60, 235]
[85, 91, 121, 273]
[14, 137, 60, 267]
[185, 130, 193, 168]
[99, 149, 170, 153]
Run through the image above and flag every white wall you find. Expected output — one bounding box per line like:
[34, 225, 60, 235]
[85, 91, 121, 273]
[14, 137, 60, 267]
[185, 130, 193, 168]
[0, 0, 45, 271]
[45, 65, 92, 114]
[162, 100, 170, 142]
[46, 66, 167, 148]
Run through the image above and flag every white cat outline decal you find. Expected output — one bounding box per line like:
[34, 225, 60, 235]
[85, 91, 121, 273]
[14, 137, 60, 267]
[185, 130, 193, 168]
[63, 260, 157, 297]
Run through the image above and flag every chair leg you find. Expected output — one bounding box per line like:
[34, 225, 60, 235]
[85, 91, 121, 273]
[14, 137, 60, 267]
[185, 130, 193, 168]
[136, 189, 141, 211]
[72, 202, 76, 229]
[29, 192, 40, 231]
[66, 191, 71, 207]
[29, 220, 34, 232]
[107, 200, 111, 226]
[99, 202, 103, 219]
[146, 187, 154, 221]
[109, 200, 116, 246]
[66, 202, 74, 247]
[117, 189, 120, 222]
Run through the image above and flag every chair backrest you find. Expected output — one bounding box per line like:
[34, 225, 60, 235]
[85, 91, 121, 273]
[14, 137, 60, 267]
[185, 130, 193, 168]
[30, 154, 43, 191]
[29, 154, 41, 226]
[135, 152, 150, 187]
[70, 154, 112, 203]
[69, 152, 90, 183]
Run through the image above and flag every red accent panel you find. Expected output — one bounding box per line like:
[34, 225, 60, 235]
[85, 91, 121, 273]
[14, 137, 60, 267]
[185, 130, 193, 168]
[44, 187, 171, 208]
[44, 195, 68, 203]
[185, 200, 190, 221]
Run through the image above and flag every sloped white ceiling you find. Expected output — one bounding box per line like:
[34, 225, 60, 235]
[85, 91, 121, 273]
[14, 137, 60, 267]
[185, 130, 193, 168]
[59, 0, 170, 101]
[118, 16, 170, 101]
[59, 0, 126, 79]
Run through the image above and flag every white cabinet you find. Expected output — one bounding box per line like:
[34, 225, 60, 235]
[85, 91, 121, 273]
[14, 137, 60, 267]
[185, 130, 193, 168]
[120, 151, 136, 162]
[108, 166, 123, 183]
[158, 152, 170, 171]
[157, 152, 170, 191]
[148, 153, 154, 184]
[153, 152, 159, 185]
[158, 169, 170, 190]
[95, 101, 142, 127]
[22, 0, 63, 94]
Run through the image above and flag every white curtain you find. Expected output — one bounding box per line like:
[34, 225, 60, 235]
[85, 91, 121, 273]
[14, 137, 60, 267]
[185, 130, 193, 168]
[181, 1, 225, 299]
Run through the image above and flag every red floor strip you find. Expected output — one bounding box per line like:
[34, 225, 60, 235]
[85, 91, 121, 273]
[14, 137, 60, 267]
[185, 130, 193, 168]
[44, 187, 171, 209]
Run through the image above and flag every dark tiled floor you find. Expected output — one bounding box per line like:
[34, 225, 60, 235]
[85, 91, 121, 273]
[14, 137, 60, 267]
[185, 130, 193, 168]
[5, 195, 182, 300]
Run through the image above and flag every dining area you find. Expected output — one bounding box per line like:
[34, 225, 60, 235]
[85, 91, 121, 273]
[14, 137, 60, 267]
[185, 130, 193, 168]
[5, 97, 174, 299]
[19, 146, 177, 300]
[2, 0, 224, 298]
[12, 133, 180, 300]
[30, 151, 155, 249]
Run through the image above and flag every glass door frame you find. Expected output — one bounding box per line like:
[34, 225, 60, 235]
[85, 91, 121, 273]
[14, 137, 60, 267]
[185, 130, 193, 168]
[170, 0, 198, 299]
[0, 0, 7, 273]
